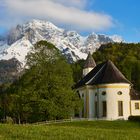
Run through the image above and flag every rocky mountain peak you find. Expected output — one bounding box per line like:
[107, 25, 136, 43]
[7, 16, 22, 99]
[0, 19, 124, 67]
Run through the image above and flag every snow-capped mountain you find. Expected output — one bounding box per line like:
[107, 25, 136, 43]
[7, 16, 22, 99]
[0, 19, 123, 66]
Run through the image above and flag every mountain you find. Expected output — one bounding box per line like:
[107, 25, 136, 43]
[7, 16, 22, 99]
[0, 58, 21, 84]
[0, 19, 123, 67]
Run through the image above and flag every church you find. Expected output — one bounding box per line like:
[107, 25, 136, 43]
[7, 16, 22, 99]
[75, 53, 140, 120]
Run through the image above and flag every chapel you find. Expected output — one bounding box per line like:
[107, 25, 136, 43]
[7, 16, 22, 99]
[75, 53, 140, 120]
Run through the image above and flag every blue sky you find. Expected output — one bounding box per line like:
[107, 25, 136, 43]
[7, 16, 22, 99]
[91, 0, 140, 42]
[0, 0, 140, 42]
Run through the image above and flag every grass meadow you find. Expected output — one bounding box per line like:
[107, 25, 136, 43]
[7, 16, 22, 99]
[0, 121, 140, 140]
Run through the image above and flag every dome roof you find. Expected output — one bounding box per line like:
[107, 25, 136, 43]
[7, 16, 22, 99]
[74, 60, 131, 88]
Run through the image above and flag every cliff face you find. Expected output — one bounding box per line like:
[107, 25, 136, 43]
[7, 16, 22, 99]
[0, 19, 123, 67]
[0, 58, 21, 84]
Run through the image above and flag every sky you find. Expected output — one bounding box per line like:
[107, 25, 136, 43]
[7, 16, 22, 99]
[0, 0, 140, 42]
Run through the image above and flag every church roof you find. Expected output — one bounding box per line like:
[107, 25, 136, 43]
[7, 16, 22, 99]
[130, 88, 140, 100]
[74, 60, 131, 88]
[83, 53, 96, 68]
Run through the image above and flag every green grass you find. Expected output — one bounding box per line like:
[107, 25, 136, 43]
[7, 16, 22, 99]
[0, 121, 140, 140]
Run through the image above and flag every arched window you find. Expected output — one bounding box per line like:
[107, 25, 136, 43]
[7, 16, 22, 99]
[117, 91, 123, 95]
[102, 91, 106, 96]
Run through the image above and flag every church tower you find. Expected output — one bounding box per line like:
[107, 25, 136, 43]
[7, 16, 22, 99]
[83, 53, 96, 77]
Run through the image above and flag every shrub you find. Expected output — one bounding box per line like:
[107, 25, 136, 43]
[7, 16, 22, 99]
[128, 116, 140, 122]
[5, 116, 14, 124]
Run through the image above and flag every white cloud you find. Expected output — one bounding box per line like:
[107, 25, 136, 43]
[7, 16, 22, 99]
[52, 0, 87, 8]
[2, 0, 114, 31]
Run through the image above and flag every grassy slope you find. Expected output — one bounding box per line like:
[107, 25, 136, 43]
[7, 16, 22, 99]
[0, 121, 140, 140]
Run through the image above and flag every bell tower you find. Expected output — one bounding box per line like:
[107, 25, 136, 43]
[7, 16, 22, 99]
[83, 53, 96, 77]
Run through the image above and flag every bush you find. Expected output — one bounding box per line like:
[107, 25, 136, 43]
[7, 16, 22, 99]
[5, 116, 14, 124]
[128, 116, 140, 122]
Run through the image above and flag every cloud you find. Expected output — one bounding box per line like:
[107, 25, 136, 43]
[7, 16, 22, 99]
[1, 0, 114, 31]
[52, 0, 87, 8]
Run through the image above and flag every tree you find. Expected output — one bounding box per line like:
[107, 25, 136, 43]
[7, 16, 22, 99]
[71, 60, 85, 83]
[8, 41, 81, 123]
[0, 83, 11, 121]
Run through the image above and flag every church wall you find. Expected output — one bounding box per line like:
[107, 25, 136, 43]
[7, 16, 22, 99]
[97, 83, 131, 120]
[131, 101, 140, 116]
[96, 88, 107, 118]
[78, 87, 97, 118]
[83, 67, 93, 77]
[78, 89, 86, 118]
[89, 89, 97, 118]
[77, 83, 131, 120]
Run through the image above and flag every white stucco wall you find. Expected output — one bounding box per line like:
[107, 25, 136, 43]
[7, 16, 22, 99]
[78, 88, 86, 117]
[78, 87, 96, 118]
[83, 67, 93, 77]
[131, 101, 140, 116]
[77, 83, 131, 120]
[97, 88, 106, 118]
[88, 89, 96, 118]
[97, 83, 131, 120]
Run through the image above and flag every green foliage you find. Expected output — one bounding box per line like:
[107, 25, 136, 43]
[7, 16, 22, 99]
[0, 83, 11, 121]
[6, 41, 81, 123]
[71, 60, 85, 83]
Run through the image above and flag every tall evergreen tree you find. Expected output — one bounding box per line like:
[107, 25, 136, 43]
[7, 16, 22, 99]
[8, 41, 81, 123]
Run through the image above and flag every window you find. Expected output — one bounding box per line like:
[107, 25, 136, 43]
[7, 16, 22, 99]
[117, 91, 123, 95]
[102, 91, 106, 96]
[118, 101, 123, 116]
[135, 103, 139, 110]
[102, 101, 107, 117]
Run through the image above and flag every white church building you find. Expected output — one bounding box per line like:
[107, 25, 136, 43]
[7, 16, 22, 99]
[75, 53, 140, 120]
